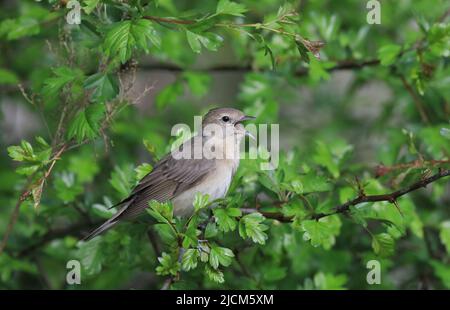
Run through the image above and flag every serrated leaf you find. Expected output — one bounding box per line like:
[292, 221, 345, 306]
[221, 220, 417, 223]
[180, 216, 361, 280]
[214, 208, 239, 232]
[77, 237, 103, 275]
[371, 233, 395, 257]
[104, 19, 160, 64]
[42, 67, 83, 99]
[82, 0, 99, 14]
[92, 203, 117, 219]
[186, 30, 201, 53]
[239, 212, 268, 244]
[186, 31, 223, 53]
[209, 245, 234, 269]
[134, 163, 153, 181]
[205, 222, 219, 238]
[84, 72, 119, 102]
[193, 193, 210, 212]
[377, 44, 402, 66]
[156, 81, 183, 110]
[205, 265, 225, 283]
[67, 104, 105, 142]
[301, 216, 342, 250]
[181, 248, 199, 271]
[216, 0, 247, 17]
[156, 252, 180, 276]
[109, 164, 135, 197]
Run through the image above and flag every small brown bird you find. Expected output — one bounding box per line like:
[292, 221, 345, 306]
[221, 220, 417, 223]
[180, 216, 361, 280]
[84, 108, 254, 240]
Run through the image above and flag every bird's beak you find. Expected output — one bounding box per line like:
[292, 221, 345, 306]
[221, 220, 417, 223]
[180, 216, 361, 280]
[239, 115, 256, 122]
[237, 115, 256, 141]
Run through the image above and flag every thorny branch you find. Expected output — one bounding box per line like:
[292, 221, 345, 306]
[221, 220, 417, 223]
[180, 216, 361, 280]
[249, 169, 450, 223]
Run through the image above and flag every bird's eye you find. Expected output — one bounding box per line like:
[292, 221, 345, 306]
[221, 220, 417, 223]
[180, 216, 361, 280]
[221, 116, 230, 122]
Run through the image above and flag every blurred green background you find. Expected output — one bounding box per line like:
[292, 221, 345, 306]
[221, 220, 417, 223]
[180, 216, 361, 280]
[0, 0, 449, 289]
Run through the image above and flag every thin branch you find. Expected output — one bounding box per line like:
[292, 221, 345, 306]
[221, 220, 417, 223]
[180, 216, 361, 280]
[138, 59, 380, 76]
[0, 178, 35, 255]
[0, 145, 66, 256]
[375, 159, 450, 177]
[143, 16, 195, 25]
[246, 169, 450, 223]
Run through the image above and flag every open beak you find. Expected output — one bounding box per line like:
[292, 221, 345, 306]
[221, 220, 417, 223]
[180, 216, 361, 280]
[236, 115, 256, 141]
[239, 115, 256, 122]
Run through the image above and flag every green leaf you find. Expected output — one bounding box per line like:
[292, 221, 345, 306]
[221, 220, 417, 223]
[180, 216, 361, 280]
[298, 173, 332, 194]
[8, 140, 34, 162]
[205, 265, 225, 283]
[92, 203, 117, 219]
[156, 81, 183, 110]
[371, 233, 395, 258]
[109, 164, 135, 197]
[42, 67, 83, 99]
[0, 17, 40, 40]
[104, 19, 160, 64]
[181, 248, 199, 271]
[186, 30, 202, 54]
[197, 32, 224, 51]
[313, 272, 348, 290]
[78, 237, 103, 275]
[67, 104, 106, 142]
[185, 30, 223, 53]
[84, 72, 119, 102]
[439, 221, 450, 254]
[430, 260, 450, 289]
[0, 68, 19, 85]
[205, 222, 219, 238]
[183, 72, 211, 97]
[193, 193, 210, 212]
[209, 245, 234, 269]
[82, 0, 99, 14]
[134, 163, 153, 181]
[301, 216, 342, 250]
[213, 207, 241, 232]
[239, 212, 268, 244]
[377, 44, 402, 66]
[54, 172, 83, 203]
[8, 138, 51, 176]
[156, 252, 180, 276]
[68, 150, 100, 183]
[216, 0, 247, 16]
[148, 200, 174, 223]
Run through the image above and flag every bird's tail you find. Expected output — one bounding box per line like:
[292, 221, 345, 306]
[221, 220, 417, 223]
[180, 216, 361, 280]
[83, 219, 118, 241]
[83, 197, 135, 241]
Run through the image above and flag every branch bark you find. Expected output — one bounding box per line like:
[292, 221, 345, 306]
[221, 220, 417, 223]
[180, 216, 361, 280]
[138, 59, 380, 76]
[252, 169, 450, 223]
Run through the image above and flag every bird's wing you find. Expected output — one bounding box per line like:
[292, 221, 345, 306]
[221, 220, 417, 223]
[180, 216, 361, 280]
[84, 136, 214, 240]
[115, 136, 214, 219]
[119, 154, 215, 219]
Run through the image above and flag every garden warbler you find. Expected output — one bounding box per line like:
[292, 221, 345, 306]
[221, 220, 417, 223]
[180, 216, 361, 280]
[84, 108, 255, 240]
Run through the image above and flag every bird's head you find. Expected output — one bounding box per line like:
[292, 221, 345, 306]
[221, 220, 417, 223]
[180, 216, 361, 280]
[202, 107, 255, 141]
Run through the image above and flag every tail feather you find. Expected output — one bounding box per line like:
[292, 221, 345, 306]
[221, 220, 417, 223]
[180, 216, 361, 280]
[83, 219, 118, 241]
[83, 197, 136, 241]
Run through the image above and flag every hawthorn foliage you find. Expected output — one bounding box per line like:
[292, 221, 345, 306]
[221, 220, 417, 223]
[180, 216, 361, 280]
[0, 0, 449, 289]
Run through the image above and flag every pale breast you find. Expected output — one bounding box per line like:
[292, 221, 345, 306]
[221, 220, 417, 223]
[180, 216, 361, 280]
[172, 159, 237, 217]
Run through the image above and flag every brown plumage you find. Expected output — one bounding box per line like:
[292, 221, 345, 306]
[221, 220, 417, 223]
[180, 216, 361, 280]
[84, 108, 254, 240]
